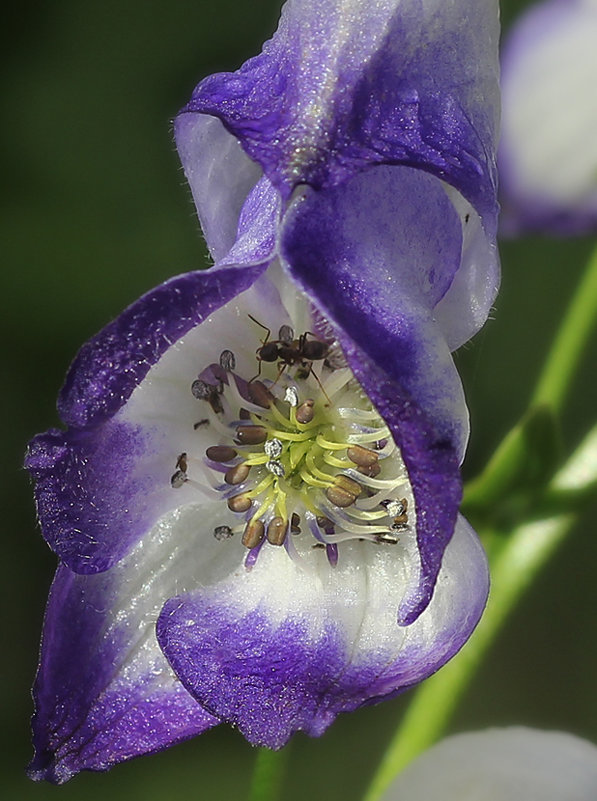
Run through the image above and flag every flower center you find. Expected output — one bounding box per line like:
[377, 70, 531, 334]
[170, 320, 413, 569]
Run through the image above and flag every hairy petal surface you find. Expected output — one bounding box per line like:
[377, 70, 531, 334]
[26, 265, 267, 573]
[29, 559, 217, 784]
[157, 515, 487, 748]
[381, 728, 597, 800]
[180, 0, 499, 216]
[500, 0, 597, 235]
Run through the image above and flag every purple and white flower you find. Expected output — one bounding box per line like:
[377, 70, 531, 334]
[380, 728, 597, 800]
[499, 0, 597, 236]
[27, 0, 499, 783]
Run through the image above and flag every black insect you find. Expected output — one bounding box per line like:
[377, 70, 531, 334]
[248, 315, 330, 380]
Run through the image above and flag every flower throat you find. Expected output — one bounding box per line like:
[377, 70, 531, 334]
[170, 318, 412, 569]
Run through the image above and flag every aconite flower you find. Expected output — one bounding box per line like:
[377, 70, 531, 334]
[499, 0, 597, 235]
[26, 0, 500, 782]
[380, 728, 597, 800]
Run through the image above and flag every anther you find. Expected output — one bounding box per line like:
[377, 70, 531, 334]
[284, 387, 299, 407]
[235, 425, 268, 445]
[170, 470, 187, 489]
[175, 452, 188, 471]
[279, 324, 294, 343]
[224, 463, 251, 485]
[191, 379, 212, 399]
[334, 474, 363, 497]
[206, 445, 238, 462]
[267, 516, 287, 546]
[376, 533, 399, 545]
[291, 512, 301, 534]
[387, 498, 409, 529]
[214, 525, 233, 541]
[347, 445, 379, 468]
[296, 399, 315, 424]
[219, 350, 235, 371]
[266, 460, 285, 477]
[326, 485, 357, 508]
[248, 380, 274, 409]
[264, 439, 283, 459]
[357, 462, 381, 478]
[386, 498, 407, 517]
[227, 493, 252, 513]
[242, 519, 265, 549]
[239, 408, 251, 420]
[191, 378, 223, 413]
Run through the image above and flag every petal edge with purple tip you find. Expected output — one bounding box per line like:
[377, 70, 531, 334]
[157, 515, 488, 749]
[29, 561, 218, 784]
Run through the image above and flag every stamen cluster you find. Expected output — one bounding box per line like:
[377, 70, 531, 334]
[171, 322, 413, 569]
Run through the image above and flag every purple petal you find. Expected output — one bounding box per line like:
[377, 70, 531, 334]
[175, 113, 263, 261]
[280, 168, 471, 621]
[157, 515, 488, 749]
[338, 338, 462, 626]
[26, 265, 268, 573]
[499, 0, 597, 236]
[25, 422, 173, 574]
[58, 265, 268, 430]
[178, 0, 499, 222]
[281, 165, 469, 457]
[29, 564, 217, 784]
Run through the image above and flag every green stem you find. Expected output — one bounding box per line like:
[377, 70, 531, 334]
[247, 748, 290, 801]
[532, 240, 597, 414]
[464, 240, 597, 511]
[362, 423, 597, 801]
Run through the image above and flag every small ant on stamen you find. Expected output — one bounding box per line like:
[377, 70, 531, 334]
[247, 314, 333, 403]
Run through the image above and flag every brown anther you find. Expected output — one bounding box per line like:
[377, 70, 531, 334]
[295, 399, 315, 424]
[267, 516, 288, 546]
[392, 498, 409, 528]
[347, 445, 379, 468]
[242, 519, 265, 549]
[235, 425, 268, 445]
[316, 515, 333, 529]
[206, 445, 238, 463]
[290, 512, 301, 534]
[326, 485, 357, 508]
[334, 474, 363, 497]
[357, 462, 381, 478]
[376, 533, 399, 545]
[248, 380, 274, 409]
[176, 452, 188, 472]
[227, 493, 252, 513]
[239, 408, 251, 420]
[224, 463, 251, 485]
[214, 525, 233, 541]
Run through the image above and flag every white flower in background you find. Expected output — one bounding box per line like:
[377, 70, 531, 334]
[499, 0, 597, 235]
[382, 728, 597, 800]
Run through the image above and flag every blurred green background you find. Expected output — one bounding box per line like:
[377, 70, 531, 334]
[2, 0, 596, 798]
